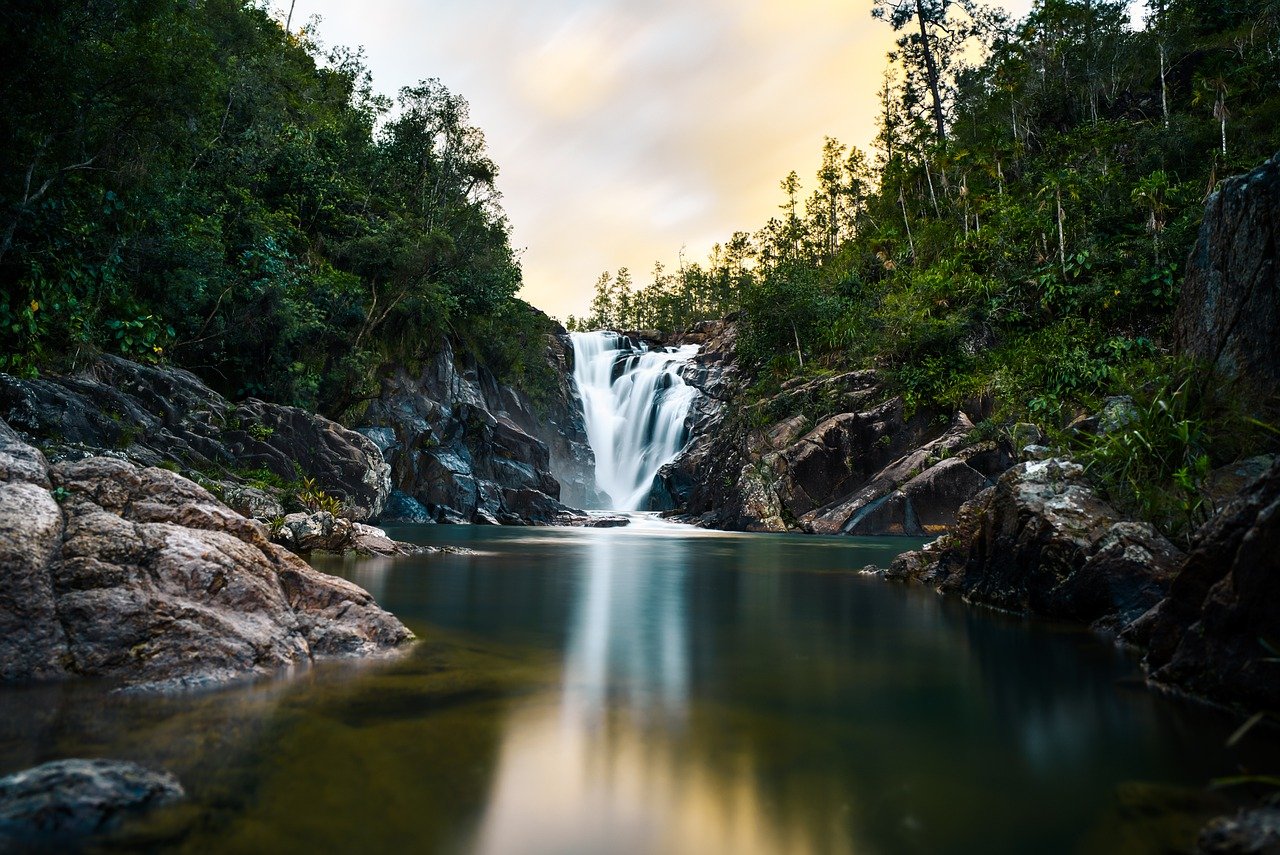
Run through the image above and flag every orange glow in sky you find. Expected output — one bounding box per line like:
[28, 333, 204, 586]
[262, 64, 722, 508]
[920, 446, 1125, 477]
[279, 0, 1033, 321]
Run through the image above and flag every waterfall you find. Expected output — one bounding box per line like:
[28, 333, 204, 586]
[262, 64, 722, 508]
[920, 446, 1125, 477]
[570, 331, 699, 511]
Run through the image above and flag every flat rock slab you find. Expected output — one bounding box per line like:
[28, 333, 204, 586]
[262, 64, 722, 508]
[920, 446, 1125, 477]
[0, 759, 183, 846]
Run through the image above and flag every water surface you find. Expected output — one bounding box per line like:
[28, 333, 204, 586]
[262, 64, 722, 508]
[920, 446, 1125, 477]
[0, 519, 1270, 854]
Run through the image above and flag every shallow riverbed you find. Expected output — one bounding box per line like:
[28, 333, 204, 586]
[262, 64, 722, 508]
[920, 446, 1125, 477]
[0, 518, 1272, 854]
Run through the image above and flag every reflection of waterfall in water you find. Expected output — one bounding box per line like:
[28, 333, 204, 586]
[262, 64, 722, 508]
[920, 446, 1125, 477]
[561, 518, 690, 729]
[570, 331, 699, 511]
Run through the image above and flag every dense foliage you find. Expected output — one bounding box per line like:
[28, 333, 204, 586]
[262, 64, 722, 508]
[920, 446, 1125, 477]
[0, 0, 552, 418]
[570, 0, 1279, 538]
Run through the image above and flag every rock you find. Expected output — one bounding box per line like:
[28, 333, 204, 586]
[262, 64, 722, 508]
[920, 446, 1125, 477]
[889, 459, 1183, 629]
[0, 421, 411, 690]
[1175, 151, 1280, 397]
[1204, 455, 1277, 509]
[1010, 422, 1044, 449]
[231, 399, 390, 522]
[1022, 443, 1053, 460]
[649, 318, 1012, 536]
[1197, 808, 1280, 855]
[583, 515, 630, 528]
[802, 413, 1010, 536]
[380, 490, 434, 524]
[362, 329, 601, 526]
[1127, 457, 1280, 709]
[275, 511, 355, 553]
[271, 512, 425, 556]
[0, 759, 183, 846]
[0, 355, 391, 522]
[1098, 396, 1140, 434]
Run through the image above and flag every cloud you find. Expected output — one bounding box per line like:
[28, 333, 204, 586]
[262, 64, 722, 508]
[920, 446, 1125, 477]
[282, 0, 1032, 320]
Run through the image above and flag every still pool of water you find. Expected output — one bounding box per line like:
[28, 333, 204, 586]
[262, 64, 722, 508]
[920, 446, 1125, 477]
[0, 518, 1272, 854]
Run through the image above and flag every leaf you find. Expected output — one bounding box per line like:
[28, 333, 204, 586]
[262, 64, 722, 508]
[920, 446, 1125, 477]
[1210, 775, 1280, 790]
[1226, 712, 1267, 748]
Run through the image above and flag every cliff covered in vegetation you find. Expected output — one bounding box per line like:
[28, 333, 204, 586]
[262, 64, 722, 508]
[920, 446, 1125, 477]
[1, 0, 554, 420]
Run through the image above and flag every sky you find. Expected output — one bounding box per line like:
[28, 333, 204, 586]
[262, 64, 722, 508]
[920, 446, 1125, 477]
[275, 0, 1034, 321]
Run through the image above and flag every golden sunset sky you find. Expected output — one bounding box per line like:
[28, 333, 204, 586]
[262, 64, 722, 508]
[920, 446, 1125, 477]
[278, 0, 1034, 321]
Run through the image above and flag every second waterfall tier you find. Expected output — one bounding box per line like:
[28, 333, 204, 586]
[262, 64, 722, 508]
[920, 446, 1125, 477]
[570, 331, 700, 511]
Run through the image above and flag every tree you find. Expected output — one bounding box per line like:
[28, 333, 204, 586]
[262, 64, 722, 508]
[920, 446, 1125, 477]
[872, 0, 951, 143]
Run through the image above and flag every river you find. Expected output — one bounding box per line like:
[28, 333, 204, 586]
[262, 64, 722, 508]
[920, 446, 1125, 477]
[0, 517, 1270, 854]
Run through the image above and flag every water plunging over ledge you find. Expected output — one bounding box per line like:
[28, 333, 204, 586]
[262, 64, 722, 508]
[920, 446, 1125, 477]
[570, 331, 700, 511]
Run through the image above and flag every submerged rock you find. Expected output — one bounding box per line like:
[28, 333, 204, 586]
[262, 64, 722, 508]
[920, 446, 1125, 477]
[0, 759, 183, 846]
[0, 419, 412, 690]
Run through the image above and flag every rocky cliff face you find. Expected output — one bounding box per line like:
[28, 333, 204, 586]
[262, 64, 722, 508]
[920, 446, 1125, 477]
[359, 328, 602, 525]
[0, 326, 601, 528]
[0, 419, 411, 691]
[0, 355, 390, 523]
[650, 318, 1011, 536]
[1175, 150, 1280, 398]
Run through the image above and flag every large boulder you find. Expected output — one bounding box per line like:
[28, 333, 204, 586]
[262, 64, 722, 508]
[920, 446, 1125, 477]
[1174, 151, 1280, 397]
[1127, 457, 1280, 710]
[889, 459, 1183, 629]
[0, 420, 411, 690]
[0, 759, 183, 847]
[0, 355, 391, 522]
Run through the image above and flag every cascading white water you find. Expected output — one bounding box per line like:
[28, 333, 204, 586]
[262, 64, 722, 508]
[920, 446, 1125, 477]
[570, 331, 700, 511]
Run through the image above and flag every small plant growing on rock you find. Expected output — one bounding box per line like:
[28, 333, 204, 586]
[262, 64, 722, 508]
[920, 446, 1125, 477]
[248, 423, 274, 441]
[295, 475, 344, 516]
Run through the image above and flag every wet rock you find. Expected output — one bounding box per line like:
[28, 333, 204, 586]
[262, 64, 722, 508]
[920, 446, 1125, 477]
[890, 459, 1182, 629]
[380, 490, 434, 524]
[363, 328, 601, 525]
[0, 759, 183, 845]
[1127, 457, 1280, 710]
[0, 421, 411, 690]
[1175, 150, 1280, 397]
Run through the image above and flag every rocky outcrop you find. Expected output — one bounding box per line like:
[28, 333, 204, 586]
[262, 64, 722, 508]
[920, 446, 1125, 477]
[1175, 150, 1280, 398]
[651, 318, 1010, 535]
[1197, 807, 1280, 854]
[0, 355, 390, 522]
[363, 330, 601, 526]
[888, 459, 1184, 630]
[1126, 457, 1280, 710]
[0, 759, 183, 847]
[0, 420, 411, 690]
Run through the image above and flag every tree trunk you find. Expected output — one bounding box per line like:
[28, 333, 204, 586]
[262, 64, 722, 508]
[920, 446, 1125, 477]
[1056, 187, 1067, 278]
[915, 1, 947, 145]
